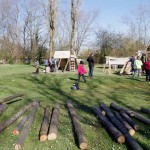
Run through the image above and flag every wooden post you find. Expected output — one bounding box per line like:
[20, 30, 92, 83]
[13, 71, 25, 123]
[141, 108, 150, 115]
[113, 111, 135, 136]
[40, 107, 51, 142]
[92, 106, 125, 144]
[67, 101, 87, 150]
[12, 116, 28, 135]
[0, 100, 39, 133]
[48, 103, 60, 140]
[15, 101, 40, 150]
[0, 93, 24, 104]
[120, 111, 139, 130]
[0, 104, 8, 114]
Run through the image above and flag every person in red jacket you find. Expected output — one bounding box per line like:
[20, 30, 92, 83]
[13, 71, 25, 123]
[144, 58, 150, 82]
[78, 60, 87, 82]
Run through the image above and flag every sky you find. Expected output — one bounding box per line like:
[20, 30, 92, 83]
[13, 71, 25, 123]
[82, 0, 150, 33]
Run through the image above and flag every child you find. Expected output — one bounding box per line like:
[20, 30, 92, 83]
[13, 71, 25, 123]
[144, 58, 150, 83]
[35, 58, 39, 74]
[78, 60, 87, 82]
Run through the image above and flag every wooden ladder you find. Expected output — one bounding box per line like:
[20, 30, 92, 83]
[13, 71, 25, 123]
[70, 56, 75, 71]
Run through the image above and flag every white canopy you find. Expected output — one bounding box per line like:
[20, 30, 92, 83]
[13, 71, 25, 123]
[54, 51, 76, 59]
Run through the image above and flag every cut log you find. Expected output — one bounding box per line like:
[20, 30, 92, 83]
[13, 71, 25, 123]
[141, 108, 150, 115]
[110, 103, 150, 125]
[100, 102, 128, 135]
[120, 111, 139, 130]
[0, 100, 39, 133]
[12, 116, 27, 135]
[0, 104, 8, 114]
[113, 111, 135, 136]
[15, 101, 40, 150]
[110, 103, 134, 116]
[0, 93, 24, 104]
[67, 101, 87, 150]
[40, 107, 51, 142]
[92, 106, 125, 144]
[48, 103, 60, 140]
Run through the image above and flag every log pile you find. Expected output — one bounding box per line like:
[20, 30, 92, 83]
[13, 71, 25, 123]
[92, 102, 144, 150]
[67, 100, 87, 150]
[140, 108, 150, 115]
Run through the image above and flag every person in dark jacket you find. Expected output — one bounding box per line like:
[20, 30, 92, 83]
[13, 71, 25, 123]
[144, 58, 150, 83]
[87, 54, 94, 78]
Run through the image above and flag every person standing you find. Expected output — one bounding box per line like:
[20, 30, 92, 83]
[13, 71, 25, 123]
[87, 54, 94, 78]
[78, 61, 87, 82]
[35, 58, 39, 74]
[129, 55, 135, 75]
[144, 58, 150, 83]
[133, 56, 143, 78]
[51, 57, 55, 72]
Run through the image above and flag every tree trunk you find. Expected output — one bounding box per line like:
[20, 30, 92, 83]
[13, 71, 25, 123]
[0, 93, 24, 104]
[100, 102, 128, 136]
[113, 111, 135, 136]
[141, 108, 150, 115]
[110, 103, 150, 125]
[92, 106, 125, 144]
[67, 101, 87, 150]
[15, 102, 40, 150]
[48, 103, 60, 140]
[0, 104, 8, 114]
[12, 116, 28, 135]
[0, 100, 40, 133]
[40, 107, 51, 142]
[120, 111, 139, 130]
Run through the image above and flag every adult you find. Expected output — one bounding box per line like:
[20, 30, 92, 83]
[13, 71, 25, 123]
[129, 55, 135, 75]
[143, 58, 150, 83]
[87, 54, 94, 78]
[51, 57, 55, 72]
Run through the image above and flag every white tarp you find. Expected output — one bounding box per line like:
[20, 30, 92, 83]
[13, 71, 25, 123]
[54, 51, 70, 59]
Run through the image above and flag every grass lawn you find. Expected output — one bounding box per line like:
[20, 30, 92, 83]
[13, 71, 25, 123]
[0, 64, 150, 150]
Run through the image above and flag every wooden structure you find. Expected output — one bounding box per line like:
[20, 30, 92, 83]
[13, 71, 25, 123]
[53, 51, 77, 72]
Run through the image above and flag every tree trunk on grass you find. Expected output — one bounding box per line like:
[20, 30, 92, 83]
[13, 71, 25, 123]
[100, 102, 128, 136]
[40, 107, 51, 142]
[0, 100, 40, 133]
[120, 111, 139, 130]
[0, 104, 8, 114]
[48, 103, 60, 140]
[113, 111, 135, 136]
[0, 93, 24, 104]
[110, 103, 150, 125]
[141, 108, 150, 115]
[67, 101, 87, 150]
[15, 102, 40, 150]
[12, 116, 28, 135]
[92, 106, 125, 144]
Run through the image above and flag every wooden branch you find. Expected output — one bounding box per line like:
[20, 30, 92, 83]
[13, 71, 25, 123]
[0, 104, 8, 114]
[92, 106, 125, 144]
[140, 108, 150, 115]
[15, 101, 40, 150]
[48, 103, 60, 140]
[0, 93, 24, 104]
[110, 103, 150, 125]
[0, 100, 39, 133]
[113, 111, 135, 136]
[12, 116, 27, 135]
[40, 107, 51, 142]
[120, 111, 139, 130]
[67, 101, 87, 150]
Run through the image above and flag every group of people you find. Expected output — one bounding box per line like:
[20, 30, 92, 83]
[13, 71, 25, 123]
[45, 57, 56, 73]
[129, 55, 150, 83]
[77, 54, 94, 83]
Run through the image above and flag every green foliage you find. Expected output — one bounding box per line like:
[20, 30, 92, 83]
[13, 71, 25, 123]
[0, 64, 149, 150]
